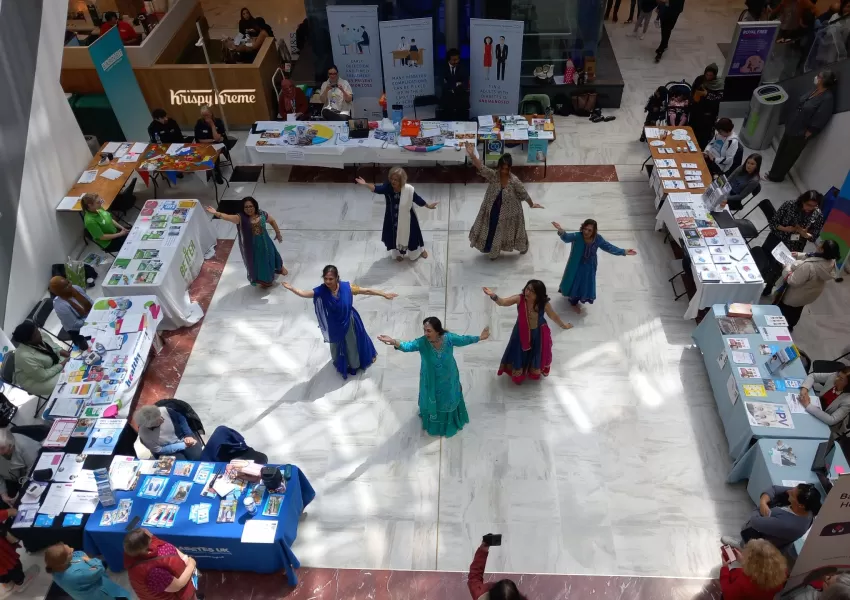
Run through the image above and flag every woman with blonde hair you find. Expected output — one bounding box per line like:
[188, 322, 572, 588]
[44, 543, 131, 599]
[82, 193, 128, 252]
[356, 167, 437, 261]
[719, 538, 788, 600]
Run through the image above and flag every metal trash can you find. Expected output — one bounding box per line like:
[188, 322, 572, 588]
[85, 135, 100, 157]
[740, 84, 788, 150]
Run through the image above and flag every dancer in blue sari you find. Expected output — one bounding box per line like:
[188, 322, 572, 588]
[206, 197, 287, 287]
[282, 265, 397, 378]
[378, 317, 489, 437]
[553, 219, 637, 313]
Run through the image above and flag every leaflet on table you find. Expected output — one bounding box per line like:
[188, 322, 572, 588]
[189, 503, 211, 524]
[241, 520, 278, 544]
[770, 441, 797, 465]
[39, 483, 74, 516]
[760, 327, 792, 342]
[83, 418, 126, 455]
[142, 503, 180, 528]
[54, 454, 85, 483]
[786, 392, 820, 413]
[745, 401, 794, 429]
[99, 168, 124, 181]
[74, 470, 98, 492]
[110, 456, 141, 491]
[64, 491, 100, 514]
[43, 418, 77, 448]
[35, 452, 65, 473]
[11, 504, 39, 529]
[57, 195, 83, 210]
[77, 170, 98, 184]
[726, 373, 739, 405]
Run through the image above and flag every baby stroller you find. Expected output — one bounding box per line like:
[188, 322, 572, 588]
[664, 80, 692, 126]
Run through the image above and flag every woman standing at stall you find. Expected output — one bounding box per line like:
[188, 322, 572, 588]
[466, 145, 544, 260]
[483, 280, 572, 385]
[282, 265, 397, 378]
[775, 239, 840, 330]
[554, 219, 637, 313]
[355, 168, 438, 261]
[377, 318, 488, 437]
[206, 197, 287, 288]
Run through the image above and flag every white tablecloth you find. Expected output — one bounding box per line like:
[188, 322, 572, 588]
[46, 295, 163, 420]
[245, 121, 471, 168]
[101, 200, 216, 329]
[656, 198, 763, 319]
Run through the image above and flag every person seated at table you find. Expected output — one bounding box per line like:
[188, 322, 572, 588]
[0, 427, 40, 509]
[788, 572, 850, 599]
[799, 366, 850, 437]
[10, 321, 70, 399]
[719, 538, 788, 600]
[148, 108, 187, 144]
[45, 543, 131, 600]
[226, 16, 272, 63]
[278, 79, 309, 121]
[723, 153, 762, 211]
[238, 7, 259, 37]
[99, 12, 141, 46]
[319, 65, 353, 121]
[135, 405, 203, 461]
[124, 528, 198, 600]
[722, 483, 821, 552]
[0, 505, 38, 594]
[82, 193, 128, 253]
[704, 117, 740, 177]
[194, 105, 235, 185]
[49, 276, 92, 351]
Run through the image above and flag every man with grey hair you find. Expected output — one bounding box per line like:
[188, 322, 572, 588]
[193, 105, 234, 185]
[135, 405, 202, 460]
[0, 428, 39, 508]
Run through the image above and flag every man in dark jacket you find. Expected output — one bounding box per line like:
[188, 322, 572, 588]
[148, 108, 186, 144]
[440, 48, 468, 120]
[655, 0, 686, 62]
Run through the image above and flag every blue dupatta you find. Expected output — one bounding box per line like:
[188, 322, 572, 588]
[312, 281, 353, 344]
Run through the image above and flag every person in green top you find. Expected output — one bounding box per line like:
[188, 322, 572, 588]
[82, 193, 128, 252]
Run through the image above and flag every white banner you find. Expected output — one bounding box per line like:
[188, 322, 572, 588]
[469, 18, 524, 117]
[326, 6, 383, 118]
[378, 18, 434, 117]
[784, 475, 850, 594]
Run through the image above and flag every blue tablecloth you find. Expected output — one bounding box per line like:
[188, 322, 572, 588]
[83, 463, 314, 585]
[692, 304, 831, 462]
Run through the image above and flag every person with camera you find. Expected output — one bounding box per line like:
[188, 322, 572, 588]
[319, 65, 353, 121]
[468, 534, 526, 600]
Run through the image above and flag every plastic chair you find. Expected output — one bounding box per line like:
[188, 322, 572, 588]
[0, 392, 17, 428]
[729, 183, 761, 215]
[669, 240, 693, 301]
[413, 95, 440, 119]
[811, 360, 848, 374]
[749, 246, 770, 277]
[108, 177, 138, 225]
[725, 144, 744, 177]
[27, 300, 72, 350]
[519, 93, 551, 116]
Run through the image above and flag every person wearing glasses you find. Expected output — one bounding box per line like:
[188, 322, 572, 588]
[319, 65, 353, 121]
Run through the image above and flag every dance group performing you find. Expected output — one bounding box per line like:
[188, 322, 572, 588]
[205, 144, 638, 438]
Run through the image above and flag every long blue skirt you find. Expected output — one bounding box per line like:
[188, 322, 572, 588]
[565, 261, 598, 304]
[329, 308, 377, 378]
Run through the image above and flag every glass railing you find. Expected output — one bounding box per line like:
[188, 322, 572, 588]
[761, 13, 850, 83]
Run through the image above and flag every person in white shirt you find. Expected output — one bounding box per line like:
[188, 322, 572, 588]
[319, 65, 353, 121]
[704, 117, 740, 177]
[397, 36, 409, 66]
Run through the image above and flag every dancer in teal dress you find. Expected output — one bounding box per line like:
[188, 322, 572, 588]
[378, 317, 489, 437]
[206, 197, 287, 287]
[553, 219, 637, 313]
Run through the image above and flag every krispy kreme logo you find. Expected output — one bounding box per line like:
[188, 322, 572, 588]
[170, 89, 257, 106]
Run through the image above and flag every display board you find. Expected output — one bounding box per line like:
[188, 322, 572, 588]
[378, 18, 435, 117]
[468, 19, 524, 117]
[326, 6, 384, 118]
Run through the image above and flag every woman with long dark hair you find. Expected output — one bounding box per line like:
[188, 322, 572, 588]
[206, 197, 286, 287]
[378, 317, 489, 437]
[238, 7, 258, 36]
[775, 238, 840, 330]
[283, 265, 396, 378]
[483, 280, 572, 385]
[723, 153, 762, 211]
[554, 219, 637, 313]
[11, 321, 70, 398]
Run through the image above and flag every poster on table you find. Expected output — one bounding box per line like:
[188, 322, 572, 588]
[527, 139, 548, 165]
[378, 18, 434, 117]
[744, 401, 794, 429]
[326, 6, 383, 118]
[87, 26, 151, 142]
[783, 474, 850, 594]
[725, 22, 779, 77]
[468, 19, 524, 117]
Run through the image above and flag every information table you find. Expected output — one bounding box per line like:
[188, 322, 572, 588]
[57, 142, 147, 212]
[14, 422, 137, 553]
[84, 462, 315, 585]
[644, 125, 712, 206]
[655, 198, 764, 320]
[693, 304, 831, 463]
[245, 120, 471, 168]
[101, 200, 216, 329]
[44, 295, 163, 421]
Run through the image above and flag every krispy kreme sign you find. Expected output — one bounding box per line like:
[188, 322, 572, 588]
[170, 89, 257, 105]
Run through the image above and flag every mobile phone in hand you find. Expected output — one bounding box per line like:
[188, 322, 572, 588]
[483, 533, 502, 546]
[126, 515, 141, 531]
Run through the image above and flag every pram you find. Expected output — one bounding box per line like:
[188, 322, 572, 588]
[664, 80, 692, 126]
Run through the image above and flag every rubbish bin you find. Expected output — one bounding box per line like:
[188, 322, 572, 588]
[740, 84, 788, 150]
[85, 135, 100, 156]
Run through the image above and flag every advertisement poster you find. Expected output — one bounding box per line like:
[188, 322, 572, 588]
[527, 139, 548, 165]
[469, 19, 524, 117]
[379, 18, 434, 117]
[727, 22, 779, 77]
[745, 401, 794, 429]
[326, 6, 383, 118]
[783, 475, 850, 594]
[88, 26, 151, 141]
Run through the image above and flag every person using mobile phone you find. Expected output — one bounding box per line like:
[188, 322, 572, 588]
[319, 65, 353, 121]
[719, 539, 787, 600]
[467, 535, 526, 600]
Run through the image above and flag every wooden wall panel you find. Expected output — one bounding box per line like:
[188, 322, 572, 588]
[60, 69, 105, 94]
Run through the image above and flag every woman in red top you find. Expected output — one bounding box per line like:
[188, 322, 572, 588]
[719, 538, 788, 600]
[278, 79, 309, 120]
[467, 541, 526, 600]
[123, 528, 198, 600]
[800, 367, 850, 439]
[0, 508, 39, 594]
[483, 37, 493, 80]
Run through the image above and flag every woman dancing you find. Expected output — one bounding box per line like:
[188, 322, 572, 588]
[466, 145, 543, 259]
[554, 219, 637, 313]
[282, 265, 396, 378]
[378, 317, 488, 437]
[355, 167, 437, 261]
[206, 197, 287, 287]
[483, 280, 572, 385]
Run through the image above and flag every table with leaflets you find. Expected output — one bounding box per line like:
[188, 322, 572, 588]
[245, 120, 472, 168]
[692, 304, 832, 465]
[44, 295, 163, 421]
[643, 125, 712, 205]
[11, 419, 137, 552]
[101, 200, 216, 329]
[655, 191, 764, 319]
[56, 142, 148, 212]
[83, 460, 315, 584]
